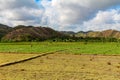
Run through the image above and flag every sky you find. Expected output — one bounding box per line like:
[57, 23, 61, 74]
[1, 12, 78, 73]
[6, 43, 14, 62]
[0, 0, 120, 31]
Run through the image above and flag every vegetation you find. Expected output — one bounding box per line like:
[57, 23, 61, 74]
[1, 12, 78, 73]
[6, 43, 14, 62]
[0, 42, 120, 55]
[0, 23, 120, 55]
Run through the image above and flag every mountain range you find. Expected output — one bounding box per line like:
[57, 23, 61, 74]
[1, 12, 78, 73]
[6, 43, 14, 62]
[0, 23, 120, 42]
[62, 29, 120, 39]
[76, 29, 120, 38]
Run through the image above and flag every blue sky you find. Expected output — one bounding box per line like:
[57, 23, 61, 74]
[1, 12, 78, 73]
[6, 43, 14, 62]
[35, 0, 52, 3]
[35, 0, 40, 2]
[1, 0, 120, 31]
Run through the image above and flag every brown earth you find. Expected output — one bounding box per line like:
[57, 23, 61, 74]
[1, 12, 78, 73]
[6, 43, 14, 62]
[2, 27, 65, 42]
[0, 53, 120, 80]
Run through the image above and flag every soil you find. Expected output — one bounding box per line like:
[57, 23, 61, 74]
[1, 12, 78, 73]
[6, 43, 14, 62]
[0, 53, 120, 80]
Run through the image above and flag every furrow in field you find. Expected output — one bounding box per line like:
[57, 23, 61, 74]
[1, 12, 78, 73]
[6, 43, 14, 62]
[0, 50, 66, 67]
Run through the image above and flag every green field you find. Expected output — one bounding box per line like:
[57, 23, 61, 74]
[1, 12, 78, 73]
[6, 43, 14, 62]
[0, 42, 120, 55]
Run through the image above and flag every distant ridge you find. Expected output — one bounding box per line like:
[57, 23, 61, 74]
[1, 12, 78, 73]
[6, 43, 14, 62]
[0, 23, 120, 42]
[75, 29, 120, 38]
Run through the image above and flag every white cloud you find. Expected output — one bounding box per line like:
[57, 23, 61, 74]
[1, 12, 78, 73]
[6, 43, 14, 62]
[1, 0, 120, 31]
[0, 0, 43, 26]
[83, 9, 120, 31]
[51, 0, 120, 23]
[41, 0, 120, 31]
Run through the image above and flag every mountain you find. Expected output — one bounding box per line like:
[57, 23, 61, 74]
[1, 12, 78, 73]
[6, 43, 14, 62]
[101, 29, 120, 38]
[1, 23, 120, 42]
[75, 29, 120, 38]
[0, 24, 12, 39]
[2, 26, 65, 42]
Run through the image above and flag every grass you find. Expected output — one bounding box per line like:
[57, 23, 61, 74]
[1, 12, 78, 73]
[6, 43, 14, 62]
[0, 42, 120, 54]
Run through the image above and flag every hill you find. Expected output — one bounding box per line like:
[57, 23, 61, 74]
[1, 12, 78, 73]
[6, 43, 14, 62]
[67, 29, 120, 39]
[2, 26, 65, 42]
[0, 24, 12, 39]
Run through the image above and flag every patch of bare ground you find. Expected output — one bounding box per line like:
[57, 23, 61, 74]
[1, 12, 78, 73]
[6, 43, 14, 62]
[1, 53, 120, 80]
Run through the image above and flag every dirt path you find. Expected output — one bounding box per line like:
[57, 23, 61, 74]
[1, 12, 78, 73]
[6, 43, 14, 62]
[0, 53, 120, 80]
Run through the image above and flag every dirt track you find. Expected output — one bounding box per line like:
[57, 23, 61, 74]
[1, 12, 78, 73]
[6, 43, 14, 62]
[0, 53, 120, 80]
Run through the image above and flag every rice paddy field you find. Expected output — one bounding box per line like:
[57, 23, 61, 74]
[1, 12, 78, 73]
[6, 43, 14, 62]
[0, 42, 120, 80]
[0, 42, 120, 54]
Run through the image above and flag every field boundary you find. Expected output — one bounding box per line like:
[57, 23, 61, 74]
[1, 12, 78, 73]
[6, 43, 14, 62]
[0, 50, 66, 67]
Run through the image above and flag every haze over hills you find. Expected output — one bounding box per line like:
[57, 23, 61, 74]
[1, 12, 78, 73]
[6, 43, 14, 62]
[0, 23, 120, 42]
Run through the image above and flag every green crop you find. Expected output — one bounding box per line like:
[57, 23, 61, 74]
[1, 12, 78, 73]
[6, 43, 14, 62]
[0, 42, 120, 55]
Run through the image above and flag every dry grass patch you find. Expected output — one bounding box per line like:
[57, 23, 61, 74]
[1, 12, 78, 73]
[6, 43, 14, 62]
[0, 53, 39, 65]
[0, 53, 120, 80]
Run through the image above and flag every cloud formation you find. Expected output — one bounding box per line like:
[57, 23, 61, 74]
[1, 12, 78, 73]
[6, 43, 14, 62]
[0, 0, 120, 31]
[83, 9, 120, 31]
[48, 0, 120, 31]
[0, 0, 43, 26]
